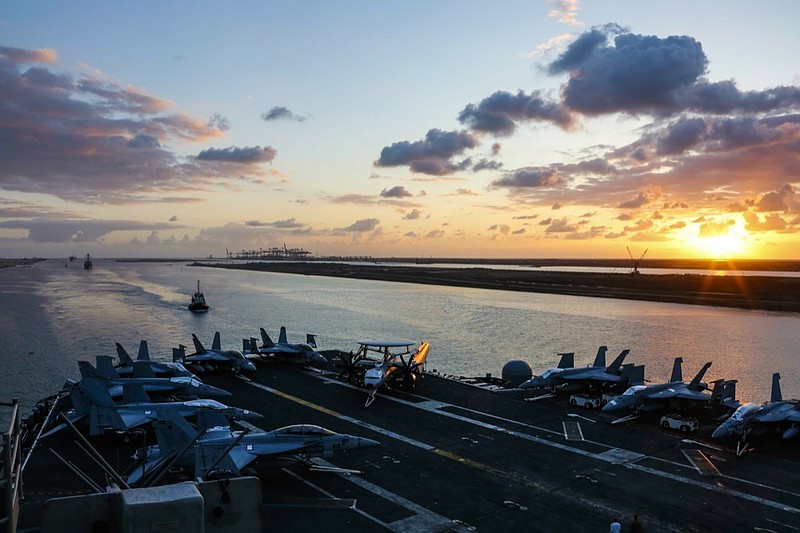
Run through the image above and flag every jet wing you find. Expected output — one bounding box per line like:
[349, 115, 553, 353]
[118, 411, 157, 430]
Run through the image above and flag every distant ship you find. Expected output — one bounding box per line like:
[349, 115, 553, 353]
[83, 254, 93, 270]
[188, 280, 209, 313]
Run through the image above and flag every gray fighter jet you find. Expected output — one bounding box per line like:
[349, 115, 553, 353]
[79, 356, 231, 399]
[48, 378, 258, 436]
[518, 347, 630, 391]
[602, 358, 714, 413]
[243, 327, 327, 366]
[712, 373, 800, 443]
[114, 340, 196, 379]
[127, 411, 380, 485]
[174, 332, 257, 374]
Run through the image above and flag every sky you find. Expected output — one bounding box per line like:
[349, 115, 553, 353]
[1, 1, 799, 260]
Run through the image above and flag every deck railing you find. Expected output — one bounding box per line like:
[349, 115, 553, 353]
[1, 399, 22, 533]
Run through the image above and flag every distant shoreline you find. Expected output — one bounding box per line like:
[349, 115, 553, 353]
[194, 261, 800, 313]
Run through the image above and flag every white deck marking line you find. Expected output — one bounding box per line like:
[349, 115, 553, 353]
[254, 376, 800, 516]
[237, 418, 455, 532]
[281, 467, 391, 530]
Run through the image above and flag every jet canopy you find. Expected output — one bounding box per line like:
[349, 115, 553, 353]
[275, 424, 336, 437]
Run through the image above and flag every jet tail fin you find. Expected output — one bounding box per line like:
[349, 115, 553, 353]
[669, 357, 683, 383]
[212, 331, 221, 351]
[116, 343, 134, 366]
[122, 382, 151, 403]
[132, 360, 156, 378]
[279, 326, 289, 344]
[196, 410, 234, 433]
[556, 352, 575, 369]
[688, 362, 712, 390]
[306, 334, 317, 348]
[606, 349, 630, 374]
[95, 356, 118, 379]
[153, 411, 198, 454]
[78, 360, 104, 380]
[173, 345, 187, 363]
[621, 364, 646, 385]
[592, 346, 608, 367]
[260, 328, 275, 348]
[242, 338, 253, 353]
[192, 334, 206, 354]
[79, 378, 117, 407]
[137, 340, 151, 361]
[770, 373, 782, 403]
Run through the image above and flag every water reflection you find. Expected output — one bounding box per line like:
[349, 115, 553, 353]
[2, 259, 798, 423]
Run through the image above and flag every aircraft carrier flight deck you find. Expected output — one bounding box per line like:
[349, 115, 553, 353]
[16, 352, 800, 532]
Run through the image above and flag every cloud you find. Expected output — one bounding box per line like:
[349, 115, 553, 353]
[245, 217, 305, 229]
[260, 106, 307, 122]
[0, 46, 238, 203]
[490, 167, 565, 189]
[549, 26, 709, 115]
[403, 209, 422, 220]
[756, 184, 797, 212]
[743, 211, 788, 232]
[375, 128, 479, 175]
[547, 0, 582, 26]
[208, 113, 230, 131]
[339, 218, 381, 232]
[380, 186, 413, 198]
[196, 146, 277, 164]
[697, 218, 733, 238]
[617, 189, 662, 209]
[0, 218, 177, 242]
[458, 90, 573, 135]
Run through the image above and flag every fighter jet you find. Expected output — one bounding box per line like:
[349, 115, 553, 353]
[339, 339, 431, 407]
[712, 373, 800, 444]
[49, 378, 259, 436]
[114, 340, 196, 379]
[79, 356, 231, 399]
[174, 332, 257, 374]
[518, 346, 630, 391]
[127, 410, 380, 486]
[243, 327, 328, 367]
[602, 358, 715, 413]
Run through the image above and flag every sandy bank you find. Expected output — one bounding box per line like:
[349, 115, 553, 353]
[194, 261, 800, 313]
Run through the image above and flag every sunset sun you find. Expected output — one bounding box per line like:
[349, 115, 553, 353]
[686, 223, 752, 259]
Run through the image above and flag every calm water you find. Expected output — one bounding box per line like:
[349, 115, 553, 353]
[2, 259, 799, 426]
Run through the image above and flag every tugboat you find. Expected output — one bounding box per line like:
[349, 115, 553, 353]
[83, 254, 93, 270]
[188, 279, 209, 313]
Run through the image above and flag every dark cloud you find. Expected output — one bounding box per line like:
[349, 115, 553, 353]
[550, 28, 708, 115]
[656, 117, 706, 154]
[339, 218, 380, 232]
[0, 218, 176, 242]
[490, 167, 564, 189]
[0, 46, 235, 203]
[245, 217, 305, 229]
[380, 186, 413, 198]
[756, 184, 797, 212]
[196, 146, 277, 164]
[403, 209, 422, 220]
[260, 106, 307, 122]
[472, 158, 503, 172]
[458, 90, 573, 135]
[375, 129, 478, 175]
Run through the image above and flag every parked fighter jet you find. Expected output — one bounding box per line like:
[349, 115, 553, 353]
[126, 410, 380, 485]
[518, 347, 630, 391]
[602, 358, 715, 413]
[712, 373, 800, 445]
[339, 339, 431, 407]
[50, 379, 258, 436]
[244, 327, 327, 366]
[79, 356, 231, 399]
[115, 340, 196, 379]
[174, 332, 257, 374]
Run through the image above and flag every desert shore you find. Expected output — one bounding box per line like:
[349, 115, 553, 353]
[196, 261, 800, 313]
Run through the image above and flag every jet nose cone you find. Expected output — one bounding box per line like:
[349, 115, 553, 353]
[245, 361, 257, 372]
[601, 401, 618, 412]
[208, 386, 232, 397]
[311, 352, 328, 365]
[711, 425, 730, 439]
[356, 437, 380, 449]
[519, 379, 538, 390]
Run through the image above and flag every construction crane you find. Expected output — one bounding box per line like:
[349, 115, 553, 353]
[627, 247, 648, 275]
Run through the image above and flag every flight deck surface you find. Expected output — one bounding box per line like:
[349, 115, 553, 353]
[18, 356, 800, 532]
